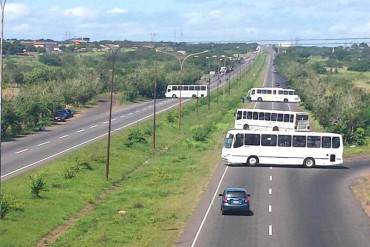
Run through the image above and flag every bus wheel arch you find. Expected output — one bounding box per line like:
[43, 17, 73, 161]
[172, 94, 177, 98]
[257, 97, 263, 102]
[243, 124, 250, 130]
[303, 157, 315, 168]
[247, 156, 259, 166]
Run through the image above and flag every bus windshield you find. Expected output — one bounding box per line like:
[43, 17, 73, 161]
[224, 134, 234, 148]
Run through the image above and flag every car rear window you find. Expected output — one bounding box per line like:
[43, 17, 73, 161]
[226, 191, 246, 198]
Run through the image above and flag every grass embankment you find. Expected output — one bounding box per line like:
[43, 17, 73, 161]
[0, 54, 267, 247]
[351, 175, 370, 218]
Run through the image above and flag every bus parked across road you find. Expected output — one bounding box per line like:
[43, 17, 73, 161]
[165, 85, 208, 98]
[247, 87, 301, 103]
[222, 129, 343, 167]
[235, 108, 310, 131]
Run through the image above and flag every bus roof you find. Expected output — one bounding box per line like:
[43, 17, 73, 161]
[236, 108, 308, 115]
[226, 128, 342, 137]
[250, 87, 295, 91]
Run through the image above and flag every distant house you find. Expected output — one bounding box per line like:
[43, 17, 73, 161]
[21, 40, 58, 53]
[70, 37, 91, 46]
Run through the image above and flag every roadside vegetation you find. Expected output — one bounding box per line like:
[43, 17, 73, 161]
[275, 45, 370, 151]
[2, 41, 257, 140]
[0, 53, 266, 247]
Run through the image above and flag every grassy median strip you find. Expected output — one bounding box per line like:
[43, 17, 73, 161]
[0, 54, 267, 247]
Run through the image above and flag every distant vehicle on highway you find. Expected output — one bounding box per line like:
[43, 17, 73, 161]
[165, 85, 208, 98]
[219, 66, 227, 75]
[222, 129, 343, 167]
[235, 108, 310, 131]
[247, 87, 301, 103]
[54, 109, 73, 122]
[219, 188, 250, 215]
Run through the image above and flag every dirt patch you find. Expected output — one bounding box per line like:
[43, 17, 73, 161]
[351, 174, 370, 218]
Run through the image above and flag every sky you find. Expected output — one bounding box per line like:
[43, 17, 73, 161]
[3, 0, 370, 42]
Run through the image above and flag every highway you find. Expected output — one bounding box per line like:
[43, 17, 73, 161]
[0, 53, 256, 180]
[177, 50, 370, 247]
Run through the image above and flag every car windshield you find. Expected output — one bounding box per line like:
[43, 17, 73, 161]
[226, 191, 246, 198]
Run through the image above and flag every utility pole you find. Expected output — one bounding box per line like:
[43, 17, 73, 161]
[153, 63, 157, 149]
[105, 47, 119, 180]
[0, 0, 7, 197]
[206, 56, 211, 111]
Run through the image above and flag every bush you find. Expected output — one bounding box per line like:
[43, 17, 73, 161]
[125, 129, 147, 147]
[353, 128, 367, 145]
[29, 175, 47, 198]
[63, 167, 77, 179]
[167, 111, 177, 124]
[0, 195, 10, 218]
[192, 125, 213, 142]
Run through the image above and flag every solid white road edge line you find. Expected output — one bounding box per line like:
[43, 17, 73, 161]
[190, 165, 229, 247]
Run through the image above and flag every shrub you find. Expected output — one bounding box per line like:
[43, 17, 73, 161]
[29, 175, 47, 198]
[63, 167, 77, 179]
[0, 195, 10, 218]
[166, 111, 177, 124]
[353, 128, 367, 145]
[192, 125, 213, 142]
[125, 129, 147, 147]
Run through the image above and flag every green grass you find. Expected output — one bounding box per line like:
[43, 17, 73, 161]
[0, 54, 267, 247]
[344, 137, 370, 157]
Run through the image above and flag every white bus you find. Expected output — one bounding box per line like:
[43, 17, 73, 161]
[222, 129, 343, 167]
[247, 87, 301, 103]
[165, 85, 208, 98]
[235, 108, 310, 131]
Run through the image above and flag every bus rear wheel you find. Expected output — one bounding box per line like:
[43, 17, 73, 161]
[247, 156, 259, 166]
[243, 124, 250, 130]
[192, 94, 197, 98]
[172, 94, 177, 98]
[303, 157, 315, 168]
[283, 98, 288, 103]
[257, 97, 263, 102]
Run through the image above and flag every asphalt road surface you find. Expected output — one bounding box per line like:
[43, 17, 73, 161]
[1, 53, 256, 180]
[177, 50, 370, 247]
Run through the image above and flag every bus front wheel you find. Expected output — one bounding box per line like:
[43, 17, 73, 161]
[303, 157, 315, 168]
[172, 94, 177, 98]
[247, 156, 259, 166]
[283, 98, 288, 103]
[257, 97, 263, 102]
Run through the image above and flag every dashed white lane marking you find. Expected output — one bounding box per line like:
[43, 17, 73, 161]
[270, 166, 272, 169]
[120, 115, 125, 118]
[89, 125, 98, 129]
[59, 135, 69, 139]
[268, 188, 272, 195]
[103, 121, 109, 124]
[190, 166, 229, 247]
[77, 129, 85, 133]
[269, 205, 272, 213]
[269, 225, 273, 236]
[269, 175, 273, 181]
[128, 113, 134, 115]
[37, 141, 50, 147]
[15, 149, 29, 154]
[112, 118, 117, 121]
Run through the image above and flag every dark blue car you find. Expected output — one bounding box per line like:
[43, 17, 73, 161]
[219, 188, 250, 215]
[54, 109, 73, 122]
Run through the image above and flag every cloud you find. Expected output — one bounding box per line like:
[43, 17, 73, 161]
[108, 8, 128, 14]
[64, 6, 96, 18]
[5, 3, 29, 18]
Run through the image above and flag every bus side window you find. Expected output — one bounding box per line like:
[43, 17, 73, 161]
[322, 136, 331, 148]
[233, 134, 244, 148]
[167, 89, 171, 92]
[195, 86, 200, 90]
[189, 86, 194, 90]
[178, 86, 183, 90]
[184, 86, 189, 90]
[290, 114, 294, 123]
[278, 135, 292, 147]
[267, 90, 272, 94]
[259, 112, 265, 120]
[271, 113, 277, 121]
[247, 111, 252, 119]
[252, 89, 255, 95]
[273, 90, 276, 94]
[262, 90, 267, 94]
[265, 113, 271, 121]
[253, 112, 258, 120]
[277, 114, 283, 122]
[243, 111, 247, 119]
[307, 136, 321, 148]
[257, 89, 261, 94]
[236, 111, 242, 120]
[245, 134, 260, 146]
[284, 91, 288, 95]
[201, 86, 206, 90]
[278, 90, 283, 95]
[332, 137, 341, 148]
[283, 114, 290, 122]
[293, 135, 306, 147]
[289, 91, 294, 95]
[173, 86, 177, 90]
[261, 134, 277, 146]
